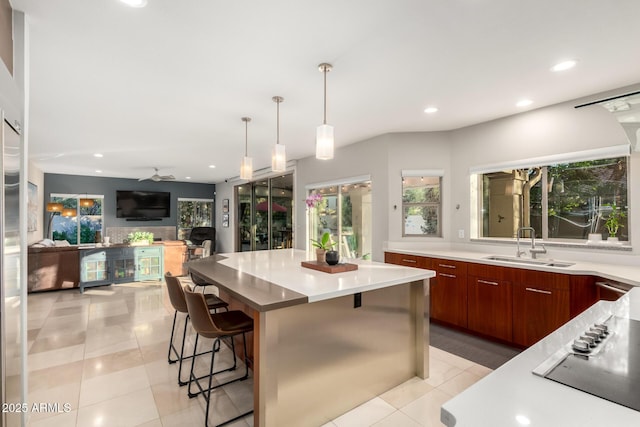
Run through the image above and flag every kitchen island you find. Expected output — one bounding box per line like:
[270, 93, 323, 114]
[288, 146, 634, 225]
[188, 249, 434, 427]
[441, 287, 640, 426]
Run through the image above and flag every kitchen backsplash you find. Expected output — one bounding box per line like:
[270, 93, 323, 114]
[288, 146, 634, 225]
[105, 226, 177, 243]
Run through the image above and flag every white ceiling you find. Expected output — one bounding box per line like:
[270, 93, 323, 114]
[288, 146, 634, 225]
[11, 0, 640, 184]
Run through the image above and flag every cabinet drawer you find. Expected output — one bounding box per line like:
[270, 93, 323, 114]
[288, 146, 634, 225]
[432, 258, 467, 275]
[513, 269, 569, 291]
[135, 247, 162, 256]
[384, 252, 430, 269]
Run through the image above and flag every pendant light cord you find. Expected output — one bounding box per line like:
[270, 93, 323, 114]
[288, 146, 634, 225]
[323, 66, 328, 125]
[242, 117, 250, 156]
[277, 99, 280, 144]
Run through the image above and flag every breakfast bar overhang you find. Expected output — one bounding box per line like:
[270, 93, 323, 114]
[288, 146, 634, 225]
[188, 249, 435, 427]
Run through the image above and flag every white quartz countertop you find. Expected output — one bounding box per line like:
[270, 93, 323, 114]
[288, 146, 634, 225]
[441, 287, 640, 426]
[385, 248, 640, 286]
[215, 249, 434, 303]
[188, 249, 434, 310]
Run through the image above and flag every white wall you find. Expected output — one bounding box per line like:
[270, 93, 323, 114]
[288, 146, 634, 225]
[449, 83, 640, 257]
[27, 160, 44, 244]
[217, 82, 640, 263]
[215, 181, 235, 253]
[295, 134, 389, 261]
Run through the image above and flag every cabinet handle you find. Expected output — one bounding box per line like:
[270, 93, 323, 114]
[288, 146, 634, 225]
[402, 259, 417, 263]
[478, 279, 498, 286]
[525, 287, 551, 295]
[439, 273, 456, 278]
[438, 263, 456, 269]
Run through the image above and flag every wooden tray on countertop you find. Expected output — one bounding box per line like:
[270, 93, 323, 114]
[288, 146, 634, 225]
[301, 261, 358, 274]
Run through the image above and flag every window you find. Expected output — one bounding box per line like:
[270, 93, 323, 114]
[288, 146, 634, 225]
[50, 194, 104, 244]
[178, 198, 214, 240]
[402, 173, 442, 237]
[476, 156, 629, 242]
[308, 177, 371, 259]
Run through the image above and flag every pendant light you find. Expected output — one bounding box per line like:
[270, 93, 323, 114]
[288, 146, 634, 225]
[316, 62, 334, 160]
[79, 196, 94, 208]
[271, 96, 286, 172]
[240, 117, 253, 180]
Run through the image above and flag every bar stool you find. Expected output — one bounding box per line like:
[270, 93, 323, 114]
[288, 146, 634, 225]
[183, 286, 254, 427]
[165, 272, 228, 386]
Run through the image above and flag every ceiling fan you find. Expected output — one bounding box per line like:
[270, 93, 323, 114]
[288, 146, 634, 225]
[139, 167, 176, 182]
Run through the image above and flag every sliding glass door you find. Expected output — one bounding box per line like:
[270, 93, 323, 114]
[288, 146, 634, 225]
[307, 178, 372, 259]
[236, 174, 293, 252]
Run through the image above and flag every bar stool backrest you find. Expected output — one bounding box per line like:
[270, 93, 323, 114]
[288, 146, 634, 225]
[184, 286, 222, 338]
[165, 272, 188, 314]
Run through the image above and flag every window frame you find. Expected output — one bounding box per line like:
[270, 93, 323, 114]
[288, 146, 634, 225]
[401, 170, 443, 238]
[306, 175, 372, 259]
[471, 148, 630, 245]
[50, 193, 104, 244]
[177, 197, 214, 240]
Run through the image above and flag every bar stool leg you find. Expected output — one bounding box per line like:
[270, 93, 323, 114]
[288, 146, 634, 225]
[167, 310, 179, 364]
[177, 314, 191, 386]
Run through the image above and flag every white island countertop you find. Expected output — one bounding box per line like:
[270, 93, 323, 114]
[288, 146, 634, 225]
[188, 249, 434, 311]
[441, 287, 640, 426]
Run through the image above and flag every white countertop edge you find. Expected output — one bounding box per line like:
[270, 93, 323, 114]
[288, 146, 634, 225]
[306, 270, 435, 303]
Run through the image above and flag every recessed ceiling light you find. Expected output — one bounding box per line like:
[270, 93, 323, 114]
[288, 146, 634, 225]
[95, 170, 102, 173]
[185, 176, 191, 180]
[119, 0, 148, 7]
[551, 59, 577, 72]
[208, 165, 216, 169]
[516, 99, 533, 108]
[94, 153, 103, 158]
[424, 107, 439, 114]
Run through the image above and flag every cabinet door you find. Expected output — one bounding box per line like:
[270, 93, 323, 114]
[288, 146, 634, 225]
[430, 259, 467, 328]
[80, 249, 110, 286]
[512, 280, 569, 347]
[467, 275, 512, 341]
[135, 247, 164, 280]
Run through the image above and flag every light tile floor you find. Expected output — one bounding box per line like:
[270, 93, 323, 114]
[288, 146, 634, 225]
[26, 280, 491, 427]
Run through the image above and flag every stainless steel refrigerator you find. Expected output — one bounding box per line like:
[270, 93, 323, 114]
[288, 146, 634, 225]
[1, 112, 24, 427]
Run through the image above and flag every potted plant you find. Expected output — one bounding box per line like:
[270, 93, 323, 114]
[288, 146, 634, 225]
[604, 203, 625, 242]
[127, 231, 154, 246]
[311, 231, 335, 263]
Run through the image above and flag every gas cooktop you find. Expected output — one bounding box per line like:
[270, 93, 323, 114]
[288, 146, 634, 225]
[533, 316, 640, 412]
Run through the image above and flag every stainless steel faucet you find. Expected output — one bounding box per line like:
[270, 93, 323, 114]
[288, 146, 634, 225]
[516, 226, 547, 259]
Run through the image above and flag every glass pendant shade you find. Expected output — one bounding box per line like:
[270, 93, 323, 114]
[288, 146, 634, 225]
[316, 124, 334, 160]
[272, 144, 286, 172]
[240, 156, 253, 180]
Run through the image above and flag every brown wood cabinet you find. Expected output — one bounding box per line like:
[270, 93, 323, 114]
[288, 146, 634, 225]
[467, 263, 512, 341]
[384, 251, 632, 348]
[512, 270, 570, 347]
[158, 240, 188, 276]
[28, 247, 80, 292]
[430, 258, 468, 328]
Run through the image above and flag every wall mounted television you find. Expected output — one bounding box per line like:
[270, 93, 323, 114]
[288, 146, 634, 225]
[116, 190, 171, 220]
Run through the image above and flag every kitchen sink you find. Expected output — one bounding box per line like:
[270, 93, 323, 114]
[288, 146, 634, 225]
[483, 255, 574, 268]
